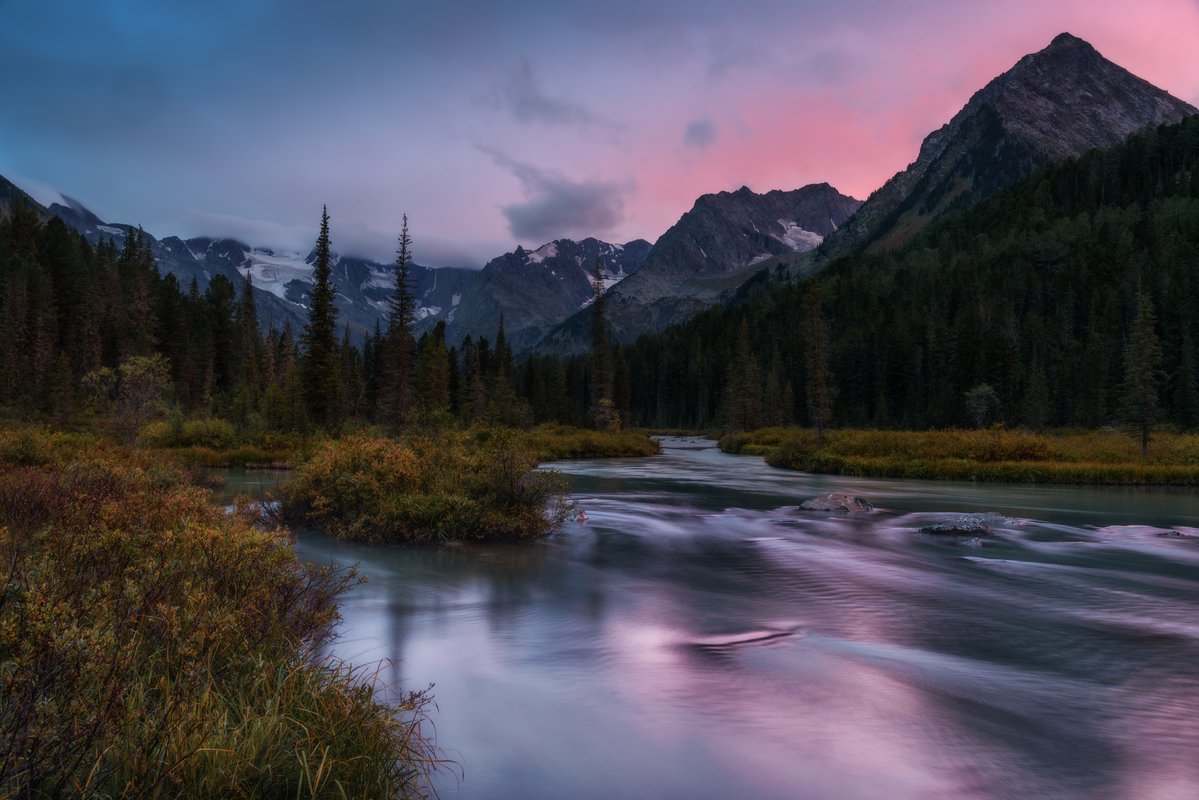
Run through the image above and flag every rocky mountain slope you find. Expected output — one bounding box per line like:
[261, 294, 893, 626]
[539, 183, 861, 351]
[817, 32, 1197, 260]
[446, 237, 650, 351]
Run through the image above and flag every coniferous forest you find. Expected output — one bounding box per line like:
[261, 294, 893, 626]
[618, 115, 1199, 432]
[5, 117, 1199, 441]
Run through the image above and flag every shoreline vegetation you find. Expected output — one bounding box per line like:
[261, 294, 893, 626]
[0, 417, 655, 795]
[0, 427, 438, 798]
[719, 427, 1199, 485]
[135, 421, 660, 468]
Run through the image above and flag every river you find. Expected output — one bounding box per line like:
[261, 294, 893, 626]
[219, 436, 1199, 800]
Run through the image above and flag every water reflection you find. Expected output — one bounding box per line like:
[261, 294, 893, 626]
[218, 437, 1199, 800]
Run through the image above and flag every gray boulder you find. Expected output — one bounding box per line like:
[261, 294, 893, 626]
[919, 512, 1013, 536]
[801, 493, 874, 512]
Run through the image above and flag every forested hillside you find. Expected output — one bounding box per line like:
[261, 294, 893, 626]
[618, 115, 1199, 431]
[6, 117, 1199, 437]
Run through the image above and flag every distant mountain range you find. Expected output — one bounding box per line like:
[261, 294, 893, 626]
[2, 32, 1193, 354]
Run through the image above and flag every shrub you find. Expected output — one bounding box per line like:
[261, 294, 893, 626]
[0, 427, 55, 466]
[281, 431, 571, 544]
[0, 438, 437, 797]
[179, 417, 238, 448]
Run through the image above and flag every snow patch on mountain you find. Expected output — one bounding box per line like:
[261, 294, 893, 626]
[577, 275, 626, 309]
[414, 305, 442, 320]
[526, 242, 558, 263]
[238, 250, 314, 300]
[775, 219, 823, 252]
[364, 269, 395, 290]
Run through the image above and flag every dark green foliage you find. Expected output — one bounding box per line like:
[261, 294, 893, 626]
[802, 285, 832, 436]
[380, 215, 416, 432]
[300, 206, 343, 431]
[589, 258, 617, 430]
[1119, 290, 1165, 454]
[10, 116, 1199, 442]
[594, 116, 1199, 434]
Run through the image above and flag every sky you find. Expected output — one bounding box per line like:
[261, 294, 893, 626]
[2, 0, 1198, 268]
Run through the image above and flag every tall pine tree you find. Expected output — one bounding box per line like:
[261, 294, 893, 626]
[1119, 290, 1165, 456]
[589, 258, 617, 430]
[803, 284, 833, 437]
[382, 214, 416, 433]
[300, 206, 342, 431]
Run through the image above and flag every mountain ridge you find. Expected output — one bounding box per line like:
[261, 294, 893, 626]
[816, 31, 1197, 260]
[537, 182, 863, 353]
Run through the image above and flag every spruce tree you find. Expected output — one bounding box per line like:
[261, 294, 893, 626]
[414, 321, 451, 424]
[803, 284, 833, 437]
[382, 214, 415, 433]
[589, 258, 617, 430]
[1119, 290, 1165, 455]
[300, 206, 342, 431]
[1171, 334, 1199, 430]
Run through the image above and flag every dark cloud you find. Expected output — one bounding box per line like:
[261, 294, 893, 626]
[487, 151, 631, 243]
[489, 59, 600, 128]
[683, 117, 718, 149]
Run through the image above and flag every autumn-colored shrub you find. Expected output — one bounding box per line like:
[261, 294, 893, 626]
[0, 434, 437, 798]
[280, 430, 571, 543]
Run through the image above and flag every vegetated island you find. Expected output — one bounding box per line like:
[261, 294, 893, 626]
[720, 427, 1199, 485]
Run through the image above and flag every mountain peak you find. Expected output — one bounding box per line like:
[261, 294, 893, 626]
[817, 32, 1196, 259]
[1047, 31, 1093, 51]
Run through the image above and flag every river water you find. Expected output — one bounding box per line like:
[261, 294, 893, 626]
[220, 437, 1199, 800]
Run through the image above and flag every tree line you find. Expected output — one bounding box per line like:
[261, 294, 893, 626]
[5, 115, 1198, 439]
[612, 114, 1199, 438]
[0, 203, 616, 435]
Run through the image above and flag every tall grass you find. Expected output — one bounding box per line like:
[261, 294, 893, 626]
[719, 427, 1199, 485]
[524, 424, 660, 460]
[280, 429, 572, 544]
[0, 428, 438, 798]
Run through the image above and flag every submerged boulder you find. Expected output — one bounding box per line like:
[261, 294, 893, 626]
[919, 512, 1012, 536]
[801, 493, 874, 512]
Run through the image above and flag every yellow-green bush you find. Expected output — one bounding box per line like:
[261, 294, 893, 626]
[525, 424, 660, 460]
[281, 431, 571, 543]
[0, 434, 437, 798]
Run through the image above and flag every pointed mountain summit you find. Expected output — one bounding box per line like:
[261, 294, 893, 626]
[819, 32, 1197, 258]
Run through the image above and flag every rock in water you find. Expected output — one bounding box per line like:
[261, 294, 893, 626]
[801, 493, 874, 512]
[919, 512, 1011, 536]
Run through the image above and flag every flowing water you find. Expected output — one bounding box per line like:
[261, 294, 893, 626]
[219, 437, 1199, 800]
